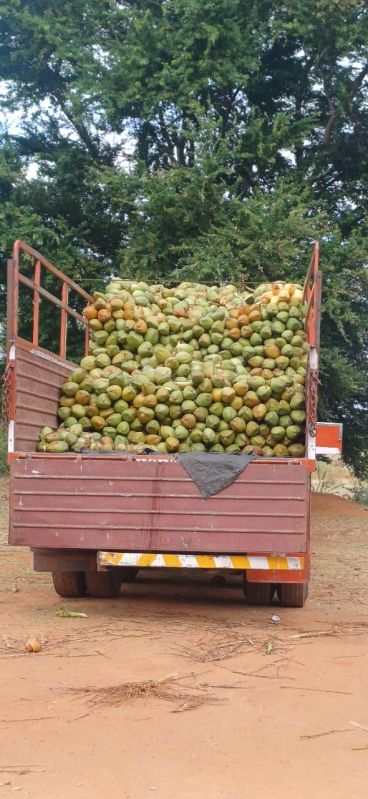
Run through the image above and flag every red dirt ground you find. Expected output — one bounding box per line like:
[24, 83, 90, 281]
[0, 478, 367, 799]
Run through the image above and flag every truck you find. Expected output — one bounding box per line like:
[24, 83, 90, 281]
[3, 240, 341, 607]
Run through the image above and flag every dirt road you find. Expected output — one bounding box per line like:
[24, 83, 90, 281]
[0, 477, 367, 799]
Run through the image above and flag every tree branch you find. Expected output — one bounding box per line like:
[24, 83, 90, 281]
[56, 98, 102, 160]
[305, 46, 330, 76]
[349, 63, 368, 101]
[157, 106, 176, 165]
[322, 93, 339, 146]
[218, 88, 240, 138]
[321, 62, 368, 146]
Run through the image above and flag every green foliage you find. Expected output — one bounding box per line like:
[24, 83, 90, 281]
[0, 428, 7, 476]
[351, 483, 368, 509]
[0, 0, 367, 473]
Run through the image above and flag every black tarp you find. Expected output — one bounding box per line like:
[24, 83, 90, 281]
[80, 448, 255, 498]
[177, 452, 255, 498]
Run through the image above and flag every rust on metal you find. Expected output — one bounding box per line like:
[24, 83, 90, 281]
[1, 361, 14, 429]
[307, 368, 319, 438]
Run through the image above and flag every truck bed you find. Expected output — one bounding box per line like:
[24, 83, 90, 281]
[7, 336, 310, 556]
[7, 338, 309, 555]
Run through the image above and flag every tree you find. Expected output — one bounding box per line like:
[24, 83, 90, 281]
[0, 0, 367, 472]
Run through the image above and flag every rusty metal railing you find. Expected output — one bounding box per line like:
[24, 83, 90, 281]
[7, 241, 92, 359]
[303, 241, 321, 352]
[303, 242, 322, 450]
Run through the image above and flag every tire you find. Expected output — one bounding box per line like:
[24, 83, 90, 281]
[277, 583, 309, 608]
[52, 571, 87, 598]
[85, 570, 121, 598]
[244, 581, 275, 606]
[120, 567, 139, 583]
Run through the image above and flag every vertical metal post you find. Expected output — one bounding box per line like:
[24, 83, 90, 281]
[12, 244, 20, 343]
[303, 247, 315, 300]
[314, 270, 322, 353]
[314, 240, 319, 276]
[60, 282, 68, 359]
[84, 322, 89, 356]
[6, 259, 16, 351]
[32, 260, 41, 347]
[306, 284, 315, 346]
[5, 258, 17, 453]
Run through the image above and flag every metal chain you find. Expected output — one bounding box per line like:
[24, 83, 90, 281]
[1, 362, 11, 428]
[308, 369, 319, 437]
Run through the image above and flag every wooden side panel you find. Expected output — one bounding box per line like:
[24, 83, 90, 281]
[10, 455, 310, 554]
[14, 342, 74, 452]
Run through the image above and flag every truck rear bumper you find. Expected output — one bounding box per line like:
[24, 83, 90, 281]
[98, 550, 304, 571]
[98, 550, 309, 584]
[33, 547, 308, 585]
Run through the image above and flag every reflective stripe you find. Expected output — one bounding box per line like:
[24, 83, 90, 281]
[180, 554, 201, 568]
[8, 420, 15, 453]
[307, 435, 316, 460]
[213, 556, 233, 569]
[316, 446, 341, 455]
[248, 556, 269, 570]
[287, 556, 302, 570]
[98, 552, 304, 571]
[310, 348, 318, 369]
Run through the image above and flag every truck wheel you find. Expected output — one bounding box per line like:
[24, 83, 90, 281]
[244, 581, 275, 606]
[120, 567, 139, 582]
[277, 583, 308, 608]
[52, 571, 87, 598]
[85, 570, 121, 598]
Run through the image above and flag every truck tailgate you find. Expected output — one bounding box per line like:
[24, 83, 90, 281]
[10, 454, 309, 554]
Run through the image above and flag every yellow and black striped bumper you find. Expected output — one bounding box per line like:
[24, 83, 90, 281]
[98, 552, 304, 571]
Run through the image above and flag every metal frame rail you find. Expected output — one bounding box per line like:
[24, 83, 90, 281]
[6, 240, 92, 359]
[303, 242, 322, 460]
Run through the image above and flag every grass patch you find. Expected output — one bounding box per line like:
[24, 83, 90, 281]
[0, 427, 8, 476]
[351, 484, 368, 509]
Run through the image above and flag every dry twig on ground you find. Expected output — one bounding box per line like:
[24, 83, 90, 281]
[289, 629, 336, 640]
[174, 634, 254, 662]
[66, 673, 221, 713]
